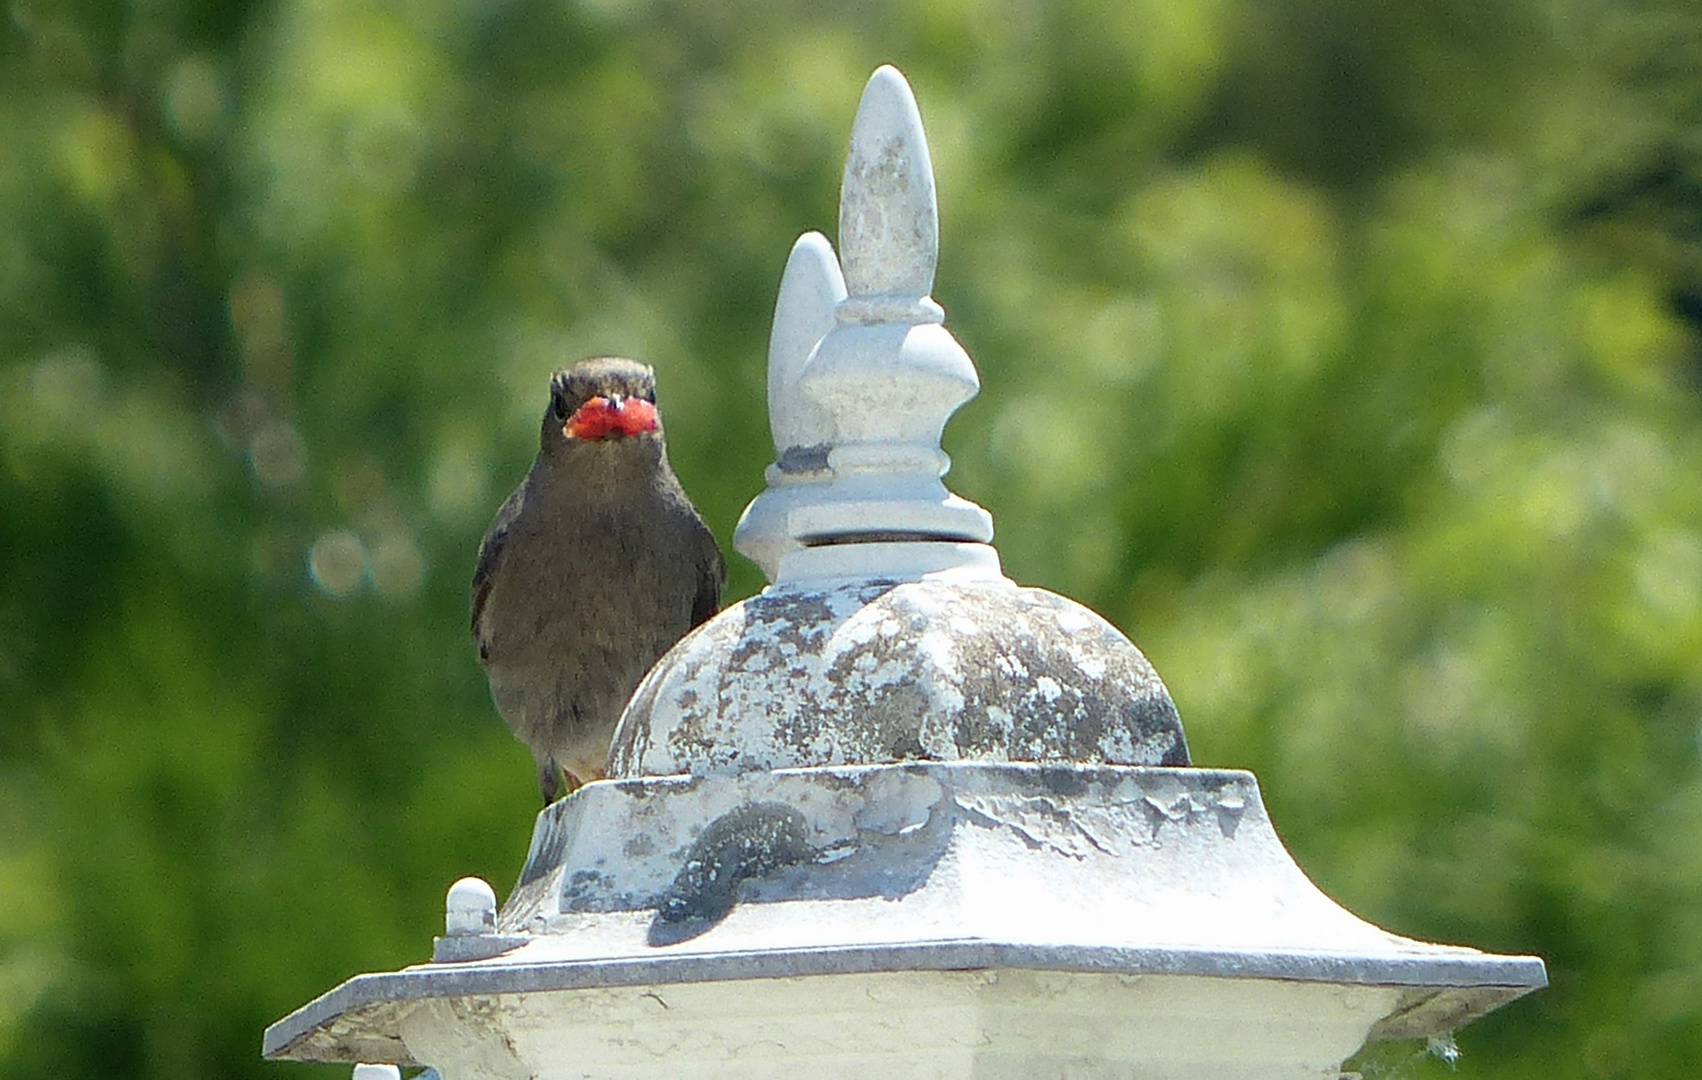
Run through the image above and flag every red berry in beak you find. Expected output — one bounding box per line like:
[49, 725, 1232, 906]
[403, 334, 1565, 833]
[565, 396, 660, 441]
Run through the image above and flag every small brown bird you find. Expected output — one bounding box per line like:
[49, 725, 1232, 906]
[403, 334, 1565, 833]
[472, 358, 725, 803]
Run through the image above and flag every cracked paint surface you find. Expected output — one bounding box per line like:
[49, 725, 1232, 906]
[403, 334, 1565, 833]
[496, 763, 1263, 934]
[610, 576, 1189, 778]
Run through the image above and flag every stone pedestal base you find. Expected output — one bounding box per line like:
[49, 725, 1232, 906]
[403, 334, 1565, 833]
[265, 764, 1544, 1079]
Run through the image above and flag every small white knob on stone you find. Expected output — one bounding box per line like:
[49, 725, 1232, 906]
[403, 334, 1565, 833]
[352, 1065, 401, 1080]
[444, 877, 496, 936]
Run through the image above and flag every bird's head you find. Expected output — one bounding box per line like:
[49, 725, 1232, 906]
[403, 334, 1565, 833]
[541, 358, 662, 454]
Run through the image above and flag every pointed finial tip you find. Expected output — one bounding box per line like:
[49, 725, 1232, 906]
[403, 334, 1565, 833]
[852, 65, 925, 147]
[771, 232, 846, 376]
[840, 65, 938, 303]
[783, 231, 842, 285]
[865, 64, 912, 100]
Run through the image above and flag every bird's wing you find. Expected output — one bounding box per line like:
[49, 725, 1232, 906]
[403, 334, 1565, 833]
[691, 526, 726, 630]
[470, 483, 528, 650]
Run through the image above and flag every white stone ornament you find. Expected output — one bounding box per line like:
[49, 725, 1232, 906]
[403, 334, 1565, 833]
[434, 876, 527, 962]
[734, 65, 994, 587]
[443, 877, 496, 936]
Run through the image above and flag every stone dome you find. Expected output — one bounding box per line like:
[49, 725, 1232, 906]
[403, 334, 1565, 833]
[609, 573, 1190, 778]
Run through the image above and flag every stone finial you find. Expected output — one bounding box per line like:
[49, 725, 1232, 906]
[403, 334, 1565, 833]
[734, 64, 995, 586]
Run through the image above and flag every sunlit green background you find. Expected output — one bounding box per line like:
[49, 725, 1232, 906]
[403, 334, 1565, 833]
[2, 0, 1700, 1076]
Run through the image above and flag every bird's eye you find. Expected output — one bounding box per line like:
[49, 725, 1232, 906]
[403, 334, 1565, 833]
[551, 394, 570, 420]
[641, 387, 656, 404]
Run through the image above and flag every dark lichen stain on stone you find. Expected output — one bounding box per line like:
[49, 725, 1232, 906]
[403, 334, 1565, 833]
[803, 768, 867, 793]
[729, 588, 877, 666]
[517, 810, 574, 887]
[648, 802, 813, 946]
[559, 868, 609, 912]
[863, 681, 930, 760]
[823, 644, 931, 760]
[610, 685, 658, 773]
[1039, 765, 1089, 797]
[943, 586, 1189, 767]
[661, 702, 711, 766]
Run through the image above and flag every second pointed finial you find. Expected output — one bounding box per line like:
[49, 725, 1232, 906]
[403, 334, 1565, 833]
[768, 231, 847, 465]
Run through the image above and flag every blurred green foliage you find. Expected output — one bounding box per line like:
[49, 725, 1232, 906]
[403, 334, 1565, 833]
[2, 0, 1700, 1077]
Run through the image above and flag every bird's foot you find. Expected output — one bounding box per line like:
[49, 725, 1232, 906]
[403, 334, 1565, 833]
[540, 761, 609, 805]
[538, 760, 564, 806]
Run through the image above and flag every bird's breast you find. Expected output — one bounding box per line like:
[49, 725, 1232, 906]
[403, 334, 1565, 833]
[484, 502, 699, 662]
